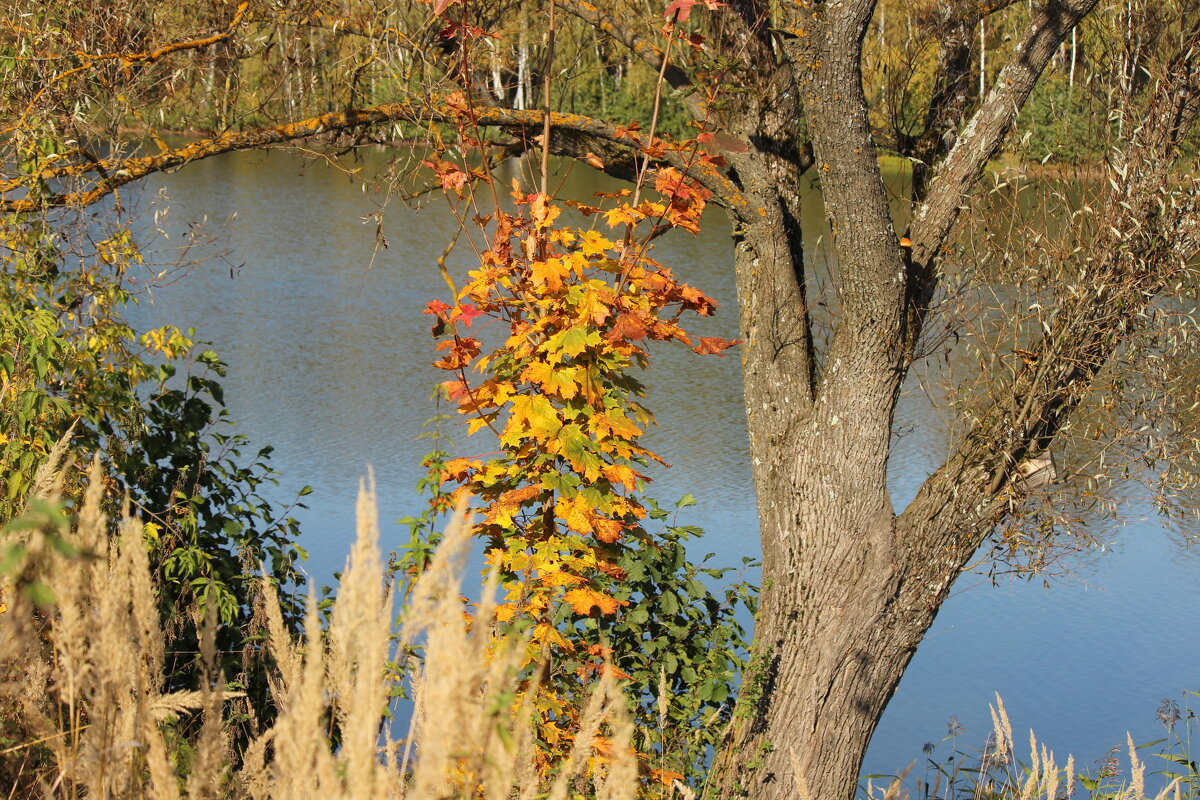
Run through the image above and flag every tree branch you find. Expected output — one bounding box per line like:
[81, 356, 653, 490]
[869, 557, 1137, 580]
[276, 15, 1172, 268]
[909, 0, 1097, 266]
[780, 0, 906, 410]
[899, 0, 1098, 368]
[902, 0, 1025, 198]
[558, 0, 693, 93]
[897, 20, 1200, 599]
[1, 104, 748, 213]
[5, 2, 250, 136]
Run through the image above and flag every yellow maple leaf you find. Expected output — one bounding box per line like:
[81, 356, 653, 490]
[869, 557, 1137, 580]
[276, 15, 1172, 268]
[486, 485, 540, 527]
[540, 570, 586, 588]
[565, 250, 588, 279]
[557, 493, 594, 535]
[550, 228, 576, 246]
[530, 193, 562, 229]
[592, 410, 642, 440]
[578, 230, 615, 257]
[530, 257, 570, 292]
[526, 361, 579, 399]
[505, 394, 561, 444]
[603, 204, 642, 228]
[533, 622, 574, 651]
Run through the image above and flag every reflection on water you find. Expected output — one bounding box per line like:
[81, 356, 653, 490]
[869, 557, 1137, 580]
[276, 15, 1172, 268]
[124, 149, 1200, 780]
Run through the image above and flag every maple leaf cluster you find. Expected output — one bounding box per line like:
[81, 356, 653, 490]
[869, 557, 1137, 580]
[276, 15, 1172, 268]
[413, 33, 744, 772]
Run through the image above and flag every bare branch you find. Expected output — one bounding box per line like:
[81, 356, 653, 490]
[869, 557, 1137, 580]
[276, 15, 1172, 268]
[5, 1, 251, 136]
[898, 20, 1200, 592]
[558, 0, 693, 93]
[897, 0, 1098, 375]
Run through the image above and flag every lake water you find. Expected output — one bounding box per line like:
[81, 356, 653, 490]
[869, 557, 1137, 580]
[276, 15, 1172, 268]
[123, 147, 1200, 785]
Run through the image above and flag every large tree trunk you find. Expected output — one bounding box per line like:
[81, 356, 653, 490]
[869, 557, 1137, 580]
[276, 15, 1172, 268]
[707, 3, 919, 791]
[705, 2, 1114, 798]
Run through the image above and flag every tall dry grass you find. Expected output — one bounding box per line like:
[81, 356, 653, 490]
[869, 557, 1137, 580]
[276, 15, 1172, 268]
[864, 694, 1189, 800]
[0, 458, 638, 800]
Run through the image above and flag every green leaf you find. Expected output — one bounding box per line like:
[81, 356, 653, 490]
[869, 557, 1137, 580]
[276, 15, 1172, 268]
[660, 591, 679, 615]
[559, 424, 604, 479]
[546, 326, 600, 361]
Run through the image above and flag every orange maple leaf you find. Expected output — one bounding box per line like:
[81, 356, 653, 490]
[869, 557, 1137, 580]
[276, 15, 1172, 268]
[601, 463, 640, 491]
[591, 516, 624, 543]
[679, 284, 718, 315]
[424, 158, 469, 194]
[605, 311, 650, 342]
[530, 257, 570, 291]
[563, 588, 626, 616]
[530, 193, 562, 229]
[650, 768, 686, 787]
[442, 456, 482, 481]
[693, 336, 740, 356]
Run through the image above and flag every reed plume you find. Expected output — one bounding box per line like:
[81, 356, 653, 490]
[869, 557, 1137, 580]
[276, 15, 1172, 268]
[0, 460, 639, 799]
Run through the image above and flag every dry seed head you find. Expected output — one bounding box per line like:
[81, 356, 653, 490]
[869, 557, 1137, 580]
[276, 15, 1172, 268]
[1127, 732, 1145, 799]
[548, 670, 616, 800]
[2, 477, 642, 800]
[990, 693, 1014, 759]
[1042, 744, 1059, 800]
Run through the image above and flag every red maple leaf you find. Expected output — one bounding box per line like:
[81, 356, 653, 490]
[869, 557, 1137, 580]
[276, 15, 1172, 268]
[697, 130, 749, 154]
[665, 0, 724, 22]
[423, 299, 451, 316]
[456, 303, 484, 327]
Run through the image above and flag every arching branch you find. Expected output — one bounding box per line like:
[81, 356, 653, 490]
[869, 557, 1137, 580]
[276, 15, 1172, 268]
[1, 104, 748, 214]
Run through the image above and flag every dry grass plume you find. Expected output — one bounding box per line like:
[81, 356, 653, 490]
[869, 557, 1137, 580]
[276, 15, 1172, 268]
[0, 460, 638, 799]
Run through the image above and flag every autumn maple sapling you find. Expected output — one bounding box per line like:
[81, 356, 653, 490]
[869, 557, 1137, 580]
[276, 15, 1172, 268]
[419, 92, 738, 774]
